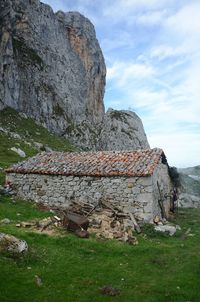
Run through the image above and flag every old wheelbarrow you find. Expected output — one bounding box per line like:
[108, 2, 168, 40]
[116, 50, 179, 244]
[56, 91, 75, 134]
[62, 211, 89, 238]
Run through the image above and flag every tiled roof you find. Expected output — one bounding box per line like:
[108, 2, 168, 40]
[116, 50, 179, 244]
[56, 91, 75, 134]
[6, 148, 166, 177]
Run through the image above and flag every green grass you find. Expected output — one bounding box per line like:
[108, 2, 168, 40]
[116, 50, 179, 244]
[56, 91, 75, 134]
[0, 106, 199, 301]
[0, 196, 199, 302]
[0, 107, 76, 185]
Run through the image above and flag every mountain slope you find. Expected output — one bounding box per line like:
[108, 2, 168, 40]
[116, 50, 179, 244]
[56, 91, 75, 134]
[0, 107, 75, 185]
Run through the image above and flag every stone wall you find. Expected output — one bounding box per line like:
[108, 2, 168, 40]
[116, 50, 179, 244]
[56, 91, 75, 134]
[6, 172, 159, 222]
[152, 162, 172, 218]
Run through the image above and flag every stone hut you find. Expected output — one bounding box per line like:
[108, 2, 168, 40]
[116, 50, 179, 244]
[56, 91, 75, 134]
[6, 148, 172, 223]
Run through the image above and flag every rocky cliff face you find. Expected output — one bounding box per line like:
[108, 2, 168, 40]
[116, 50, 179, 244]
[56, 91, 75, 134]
[0, 0, 105, 128]
[98, 109, 149, 151]
[177, 166, 200, 208]
[0, 0, 149, 151]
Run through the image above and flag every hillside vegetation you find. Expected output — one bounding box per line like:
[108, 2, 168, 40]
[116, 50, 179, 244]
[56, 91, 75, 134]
[0, 107, 76, 185]
[0, 196, 200, 302]
[0, 107, 200, 301]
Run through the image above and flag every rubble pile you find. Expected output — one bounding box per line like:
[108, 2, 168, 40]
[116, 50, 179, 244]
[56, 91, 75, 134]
[65, 200, 140, 244]
[14, 203, 180, 240]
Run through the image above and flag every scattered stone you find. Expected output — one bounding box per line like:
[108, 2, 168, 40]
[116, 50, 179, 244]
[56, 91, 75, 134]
[153, 216, 160, 224]
[34, 142, 44, 151]
[10, 147, 26, 158]
[0, 127, 7, 133]
[1, 218, 11, 224]
[0, 233, 28, 253]
[20, 221, 35, 228]
[87, 203, 140, 242]
[176, 225, 181, 231]
[44, 145, 52, 152]
[37, 217, 53, 231]
[10, 133, 21, 140]
[19, 112, 28, 119]
[154, 225, 177, 236]
[35, 275, 42, 287]
[99, 286, 120, 297]
[127, 235, 139, 246]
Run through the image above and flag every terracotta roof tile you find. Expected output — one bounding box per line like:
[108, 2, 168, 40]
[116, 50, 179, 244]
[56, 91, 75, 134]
[6, 148, 166, 177]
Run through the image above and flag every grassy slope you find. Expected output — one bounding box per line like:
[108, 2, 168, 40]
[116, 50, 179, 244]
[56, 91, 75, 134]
[0, 107, 200, 301]
[0, 107, 75, 185]
[0, 197, 199, 302]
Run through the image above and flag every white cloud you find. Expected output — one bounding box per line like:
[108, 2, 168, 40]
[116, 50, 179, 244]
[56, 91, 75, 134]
[135, 9, 167, 25]
[150, 45, 185, 60]
[107, 61, 156, 85]
[165, 2, 200, 37]
[103, 0, 171, 18]
[101, 31, 134, 54]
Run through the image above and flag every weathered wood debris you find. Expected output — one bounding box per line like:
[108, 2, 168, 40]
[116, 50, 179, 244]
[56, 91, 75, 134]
[63, 199, 140, 243]
[14, 199, 140, 243]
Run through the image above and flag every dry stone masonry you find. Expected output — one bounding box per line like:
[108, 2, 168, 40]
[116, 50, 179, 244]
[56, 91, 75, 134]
[6, 149, 172, 223]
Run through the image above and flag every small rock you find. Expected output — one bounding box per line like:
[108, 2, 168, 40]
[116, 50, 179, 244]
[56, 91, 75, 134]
[21, 221, 35, 228]
[0, 233, 28, 253]
[127, 236, 139, 245]
[99, 286, 120, 297]
[34, 142, 44, 151]
[35, 275, 42, 287]
[113, 231, 124, 239]
[1, 218, 11, 224]
[153, 216, 160, 224]
[10, 147, 26, 158]
[154, 225, 177, 236]
[0, 127, 7, 133]
[11, 133, 21, 139]
[44, 145, 52, 152]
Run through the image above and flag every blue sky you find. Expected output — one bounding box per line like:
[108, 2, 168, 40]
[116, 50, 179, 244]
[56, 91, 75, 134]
[42, 0, 200, 168]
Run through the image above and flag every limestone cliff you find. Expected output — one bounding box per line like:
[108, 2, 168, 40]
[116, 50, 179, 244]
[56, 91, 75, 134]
[98, 109, 150, 151]
[177, 166, 200, 208]
[0, 0, 105, 129]
[0, 0, 149, 151]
